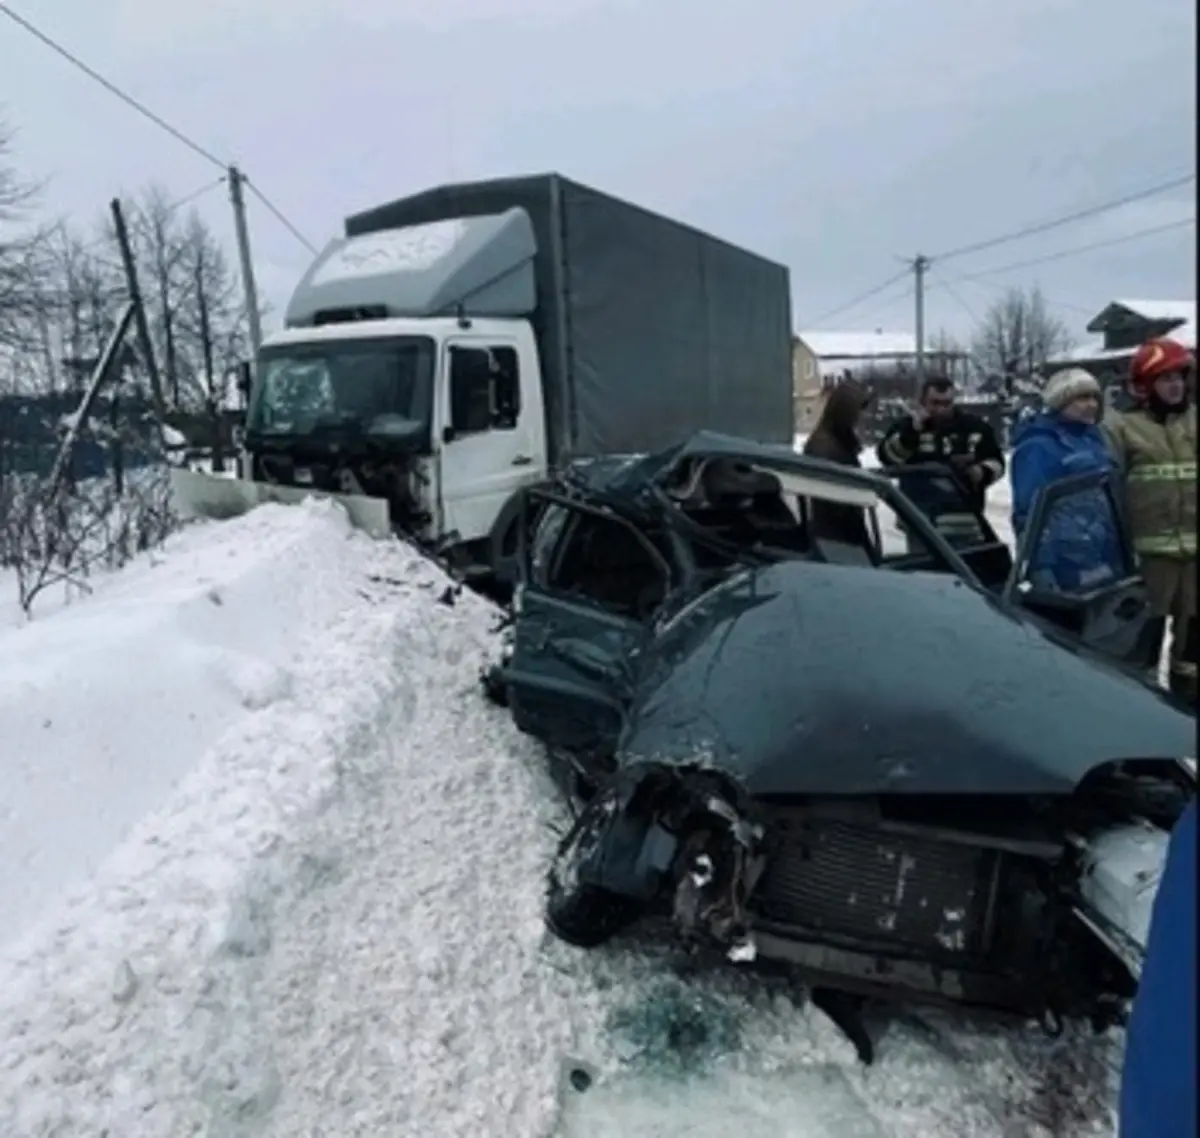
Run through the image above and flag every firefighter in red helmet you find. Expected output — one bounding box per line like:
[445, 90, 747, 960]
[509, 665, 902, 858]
[1101, 337, 1197, 700]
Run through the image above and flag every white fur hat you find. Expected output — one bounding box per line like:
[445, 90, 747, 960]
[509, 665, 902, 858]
[1042, 367, 1101, 411]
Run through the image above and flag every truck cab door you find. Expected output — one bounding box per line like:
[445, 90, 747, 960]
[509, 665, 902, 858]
[437, 337, 543, 547]
[1001, 470, 1158, 669]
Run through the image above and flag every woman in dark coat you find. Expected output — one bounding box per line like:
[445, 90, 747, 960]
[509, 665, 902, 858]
[802, 380, 871, 547]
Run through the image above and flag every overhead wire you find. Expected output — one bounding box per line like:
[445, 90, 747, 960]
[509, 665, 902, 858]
[0, 2, 224, 171]
[65, 176, 230, 264]
[245, 180, 318, 255]
[953, 216, 1196, 281]
[930, 172, 1196, 263]
[808, 267, 912, 326]
[926, 266, 982, 324]
[813, 192, 1194, 331]
[0, 3, 317, 254]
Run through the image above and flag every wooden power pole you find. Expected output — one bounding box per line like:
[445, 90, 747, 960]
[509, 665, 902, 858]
[227, 165, 263, 357]
[110, 197, 168, 442]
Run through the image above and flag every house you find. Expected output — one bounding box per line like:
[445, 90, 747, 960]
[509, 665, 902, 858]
[792, 330, 968, 431]
[1046, 299, 1196, 401]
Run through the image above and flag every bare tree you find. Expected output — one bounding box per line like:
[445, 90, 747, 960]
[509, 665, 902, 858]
[127, 185, 192, 408]
[970, 286, 1074, 389]
[0, 122, 52, 358]
[0, 133, 178, 617]
[175, 209, 251, 412]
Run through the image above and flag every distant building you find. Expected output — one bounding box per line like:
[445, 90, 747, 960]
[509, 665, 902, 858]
[791, 330, 969, 431]
[1046, 298, 1196, 404]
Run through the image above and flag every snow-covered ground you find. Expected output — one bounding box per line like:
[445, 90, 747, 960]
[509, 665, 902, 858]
[0, 501, 371, 944]
[0, 494, 1121, 1137]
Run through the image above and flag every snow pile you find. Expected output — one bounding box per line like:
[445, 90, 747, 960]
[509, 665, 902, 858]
[0, 511, 599, 1136]
[0, 502, 1121, 1138]
[0, 500, 365, 947]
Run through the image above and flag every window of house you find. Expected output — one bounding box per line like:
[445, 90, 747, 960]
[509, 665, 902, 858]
[449, 345, 521, 435]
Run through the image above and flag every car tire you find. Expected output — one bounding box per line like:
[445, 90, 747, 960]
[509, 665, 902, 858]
[545, 879, 636, 948]
[545, 792, 639, 947]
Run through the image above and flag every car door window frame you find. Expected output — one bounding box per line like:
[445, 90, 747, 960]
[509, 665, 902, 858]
[517, 488, 674, 620]
[1002, 468, 1137, 606]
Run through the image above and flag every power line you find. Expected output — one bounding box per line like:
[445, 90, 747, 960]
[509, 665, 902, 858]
[2, 4, 317, 255]
[957, 215, 1195, 280]
[0, 2, 225, 170]
[927, 266, 981, 324]
[807, 267, 912, 326]
[929, 266, 1098, 317]
[72, 176, 228, 258]
[245, 180, 318, 255]
[931, 173, 1196, 263]
[165, 176, 228, 216]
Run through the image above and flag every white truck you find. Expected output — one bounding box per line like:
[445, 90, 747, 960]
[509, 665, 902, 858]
[170, 174, 795, 583]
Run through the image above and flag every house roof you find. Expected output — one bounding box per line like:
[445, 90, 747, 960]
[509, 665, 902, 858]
[797, 331, 917, 359]
[1085, 298, 1195, 334]
[1048, 311, 1196, 368]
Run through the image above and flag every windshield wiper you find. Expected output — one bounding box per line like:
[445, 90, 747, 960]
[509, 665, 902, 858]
[248, 414, 365, 441]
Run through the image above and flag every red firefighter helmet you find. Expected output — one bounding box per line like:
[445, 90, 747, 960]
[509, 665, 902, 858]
[1129, 337, 1194, 398]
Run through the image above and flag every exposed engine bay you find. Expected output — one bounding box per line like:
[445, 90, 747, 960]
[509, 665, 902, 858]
[248, 446, 428, 533]
[547, 758, 1193, 1057]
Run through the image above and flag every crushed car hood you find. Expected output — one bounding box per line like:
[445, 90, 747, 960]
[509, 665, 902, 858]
[621, 562, 1195, 796]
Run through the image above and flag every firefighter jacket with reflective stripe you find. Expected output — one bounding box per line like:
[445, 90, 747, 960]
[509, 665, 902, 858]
[1102, 405, 1197, 558]
[876, 410, 1006, 515]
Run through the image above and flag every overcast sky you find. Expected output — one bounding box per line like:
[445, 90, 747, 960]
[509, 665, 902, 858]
[2, 0, 1195, 345]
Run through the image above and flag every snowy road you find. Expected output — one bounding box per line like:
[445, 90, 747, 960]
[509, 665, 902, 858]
[0, 495, 1121, 1137]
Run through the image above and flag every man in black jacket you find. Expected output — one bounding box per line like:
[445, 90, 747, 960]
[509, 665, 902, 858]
[877, 377, 1006, 516]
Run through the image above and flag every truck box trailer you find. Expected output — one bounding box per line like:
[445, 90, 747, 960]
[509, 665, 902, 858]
[169, 173, 795, 581]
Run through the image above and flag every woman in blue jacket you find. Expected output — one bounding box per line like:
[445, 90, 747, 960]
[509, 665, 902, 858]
[1010, 368, 1122, 592]
[1120, 797, 1196, 1138]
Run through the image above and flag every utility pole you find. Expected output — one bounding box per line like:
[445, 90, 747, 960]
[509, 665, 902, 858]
[110, 197, 168, 439]
[913, 253, 930, 389]
[195, 256, 224, 473]
[227, 165, 263, 357]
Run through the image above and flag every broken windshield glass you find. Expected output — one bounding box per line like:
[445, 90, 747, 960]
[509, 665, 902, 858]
[247, 335, 435, 440]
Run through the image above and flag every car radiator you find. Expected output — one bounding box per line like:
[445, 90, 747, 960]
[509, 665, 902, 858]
[751, 813, 1006, 962]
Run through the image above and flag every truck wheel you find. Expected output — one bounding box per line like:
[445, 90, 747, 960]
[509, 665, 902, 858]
[545, 793, 638, 947]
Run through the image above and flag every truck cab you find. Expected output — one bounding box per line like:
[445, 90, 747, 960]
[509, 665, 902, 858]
[245, 315, 548, 566]
[172, 174, 794, 588]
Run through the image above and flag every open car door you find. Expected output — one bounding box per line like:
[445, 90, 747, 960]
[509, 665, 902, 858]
[500, 490, 670, 767]
[875, 463, 1013, 590]
[1002, 469, 1158, 669]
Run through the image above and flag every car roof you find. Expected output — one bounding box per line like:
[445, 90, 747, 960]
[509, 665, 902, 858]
[564, 431, 892, 498]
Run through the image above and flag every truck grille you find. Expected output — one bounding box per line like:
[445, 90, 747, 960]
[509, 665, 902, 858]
[752, 816, 1000, 960]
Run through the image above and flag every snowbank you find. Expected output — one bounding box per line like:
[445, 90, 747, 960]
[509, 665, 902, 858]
[0, 503, 1120, 1137]
[0, 501, 366, 945]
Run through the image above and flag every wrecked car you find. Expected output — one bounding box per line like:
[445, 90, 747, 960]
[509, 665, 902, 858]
[492, 431, 1195, 1051]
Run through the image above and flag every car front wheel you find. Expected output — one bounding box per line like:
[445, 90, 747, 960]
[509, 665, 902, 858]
[545, 792, 639, 947]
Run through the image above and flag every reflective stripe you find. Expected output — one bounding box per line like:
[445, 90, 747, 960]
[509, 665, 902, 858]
[881, 432, 911, 464]
[1136, 534, 1198, 555]
[1170, 659, 1198, 678]
[1127, 462, 1198, 481]
[980, 458, 1004, 478]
